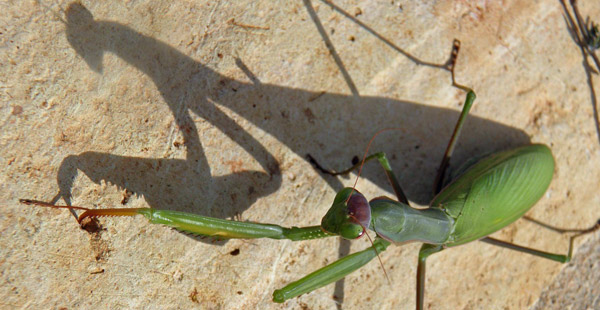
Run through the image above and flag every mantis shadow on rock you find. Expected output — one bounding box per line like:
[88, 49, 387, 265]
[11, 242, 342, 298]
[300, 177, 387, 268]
[55, 3, 530, 239]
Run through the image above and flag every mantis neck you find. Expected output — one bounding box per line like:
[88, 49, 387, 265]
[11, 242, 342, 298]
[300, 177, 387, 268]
[369, 197, 453, 244]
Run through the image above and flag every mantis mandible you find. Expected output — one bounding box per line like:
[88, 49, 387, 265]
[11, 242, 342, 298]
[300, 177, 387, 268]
[20, 48, 600, 310]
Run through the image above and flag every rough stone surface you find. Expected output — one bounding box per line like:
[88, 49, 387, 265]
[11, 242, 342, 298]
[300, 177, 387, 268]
[1, 1, 599, 309]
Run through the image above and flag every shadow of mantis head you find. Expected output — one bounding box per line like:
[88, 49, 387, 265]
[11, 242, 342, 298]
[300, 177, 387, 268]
[66, 3, 104, 73]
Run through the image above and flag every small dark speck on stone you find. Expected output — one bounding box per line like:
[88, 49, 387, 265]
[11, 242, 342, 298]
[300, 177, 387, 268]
[12, 105, 23, 115]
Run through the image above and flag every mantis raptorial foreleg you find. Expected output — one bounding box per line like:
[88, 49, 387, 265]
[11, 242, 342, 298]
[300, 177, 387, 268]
[19, 199, 332, 241]
[309, 152, 408, 204]
[273, 238, 391, 302]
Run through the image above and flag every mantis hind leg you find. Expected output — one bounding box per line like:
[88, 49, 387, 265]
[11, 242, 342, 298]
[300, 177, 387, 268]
[480, 218, 600, 263]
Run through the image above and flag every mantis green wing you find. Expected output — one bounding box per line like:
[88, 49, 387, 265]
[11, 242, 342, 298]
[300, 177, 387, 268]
[432, 144, 555, 246]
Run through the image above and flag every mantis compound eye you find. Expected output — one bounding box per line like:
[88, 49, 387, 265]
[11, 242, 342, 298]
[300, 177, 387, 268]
[321, 188, 371, 239]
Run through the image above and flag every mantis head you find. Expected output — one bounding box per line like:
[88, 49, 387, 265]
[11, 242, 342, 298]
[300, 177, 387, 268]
[321, 188, 372, 239]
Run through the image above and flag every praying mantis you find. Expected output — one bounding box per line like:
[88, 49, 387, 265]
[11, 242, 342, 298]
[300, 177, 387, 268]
[8, 1, 600, 309]
[21, 83, 600, 309]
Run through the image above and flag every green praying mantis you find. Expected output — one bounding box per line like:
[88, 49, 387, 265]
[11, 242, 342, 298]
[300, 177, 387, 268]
[21, 88, 600, 309]
[20, 46, 600, 309]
